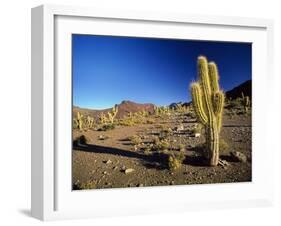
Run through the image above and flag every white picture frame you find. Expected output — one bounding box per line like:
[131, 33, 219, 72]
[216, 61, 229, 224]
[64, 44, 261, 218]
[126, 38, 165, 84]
[31, 4, 274, 221]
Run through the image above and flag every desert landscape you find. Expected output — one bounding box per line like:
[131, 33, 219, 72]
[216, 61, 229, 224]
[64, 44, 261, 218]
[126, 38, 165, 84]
[72, 76, 252, 190]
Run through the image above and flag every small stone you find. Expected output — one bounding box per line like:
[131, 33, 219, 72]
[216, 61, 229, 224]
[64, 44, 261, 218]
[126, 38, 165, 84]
[113, 166, 118, 170]
[104, 160, 112, 164]
[125, 168, 134, 174]
[137, 183, 144, 187]
[103, 171, 108, 175]
[230, 151, 247, 163]
[194, 133, 201, 138]
[170, 181, 175, 185]
[176, 124, 184, 131]
[218, 159, 230, 167]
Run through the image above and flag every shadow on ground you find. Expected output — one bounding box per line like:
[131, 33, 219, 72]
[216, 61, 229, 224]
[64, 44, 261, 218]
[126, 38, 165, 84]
[74, 143, 207, 169]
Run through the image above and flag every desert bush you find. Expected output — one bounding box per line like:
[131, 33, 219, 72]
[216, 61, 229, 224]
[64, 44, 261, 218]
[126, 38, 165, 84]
[128, 135, 142, 145]
[168, 152, 185, 170]
[118, 110, 152, 126]
[143, 146, 152, 155]
[118, 117, 135, 126]
[226, 109, 236, 119]
[75, 180, 96, 190]
[178, 144, 186, 152]
[98, 123, 115, 131]
[146, 118, 155, 124]
[73, 135, 89, 146]
[154, 139, 170, 151]
[227, 98, 242, 109]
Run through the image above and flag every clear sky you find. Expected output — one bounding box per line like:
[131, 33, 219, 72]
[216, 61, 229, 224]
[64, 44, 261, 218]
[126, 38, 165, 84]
[72, 34, 251, 109]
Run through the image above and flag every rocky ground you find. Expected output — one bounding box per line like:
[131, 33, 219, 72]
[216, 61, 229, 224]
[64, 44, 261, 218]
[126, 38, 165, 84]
[72, 111, 251, 190]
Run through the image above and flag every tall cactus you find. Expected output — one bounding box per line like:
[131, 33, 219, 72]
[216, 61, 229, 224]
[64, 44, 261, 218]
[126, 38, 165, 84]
[76, 112, 84, 131]
[241, 92, 250, 113]
[190, 56, 225, 166]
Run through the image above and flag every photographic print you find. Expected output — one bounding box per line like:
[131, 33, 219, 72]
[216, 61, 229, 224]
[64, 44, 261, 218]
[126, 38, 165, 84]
[72, 35, 252, 190]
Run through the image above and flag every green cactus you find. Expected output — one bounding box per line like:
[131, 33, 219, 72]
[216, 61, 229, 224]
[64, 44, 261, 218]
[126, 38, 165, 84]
[190, 56, 225, 166]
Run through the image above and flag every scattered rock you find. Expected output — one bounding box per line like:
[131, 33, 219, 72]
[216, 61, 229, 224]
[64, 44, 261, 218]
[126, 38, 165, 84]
[113, 166, 118, 170]
[218, 159, 230, 167]
[137, 183, 144, 187]
[103, 171, 108, 175]
[230, 151, 247, 163]
[124, 168, 134, 174]
[170, 181, 175, 185]
[176, 124, 184, 131]
[194, 133, 201, 138]
[98, 135, 108, 140]
[104, 160, 112, 164]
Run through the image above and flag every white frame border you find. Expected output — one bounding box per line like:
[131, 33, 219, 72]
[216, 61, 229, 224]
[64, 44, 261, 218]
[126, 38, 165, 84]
[31, 4, 274, 221]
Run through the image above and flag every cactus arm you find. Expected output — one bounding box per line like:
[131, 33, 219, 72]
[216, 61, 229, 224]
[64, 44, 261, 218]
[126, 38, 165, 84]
[213, 91, 225, 116]
[212, 91, 224, 132]
[190, 56, 224, 166]
[198, 56, 212, 98]
[208, 62, 220, 93]
[191, 83, 208, 125]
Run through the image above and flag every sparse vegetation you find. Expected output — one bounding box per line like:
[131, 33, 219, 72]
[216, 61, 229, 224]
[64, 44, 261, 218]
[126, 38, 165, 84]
[168, 151, 185, 170]
[98, 123, 115, 131]
[73, 55, 252, 190]
[128, 135, 142, 145]
[73, 134, 89, 146]
[74, 180, 96, 190]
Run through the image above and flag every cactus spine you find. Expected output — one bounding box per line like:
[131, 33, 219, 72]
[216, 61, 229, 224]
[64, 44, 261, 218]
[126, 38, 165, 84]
[191, 56, 225, 166]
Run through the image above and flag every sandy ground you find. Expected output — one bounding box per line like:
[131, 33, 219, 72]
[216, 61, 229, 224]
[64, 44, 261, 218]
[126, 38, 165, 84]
[72, 112, 251, 189]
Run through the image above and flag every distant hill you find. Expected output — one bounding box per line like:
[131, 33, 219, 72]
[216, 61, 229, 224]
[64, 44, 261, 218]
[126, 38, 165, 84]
[73, 80, 252, 119]
[225, 80, 252, 100]
[73, 100, 155, 120]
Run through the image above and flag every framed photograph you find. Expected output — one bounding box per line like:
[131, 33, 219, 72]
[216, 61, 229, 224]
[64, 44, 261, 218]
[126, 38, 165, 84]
[31, 4, 274, 221]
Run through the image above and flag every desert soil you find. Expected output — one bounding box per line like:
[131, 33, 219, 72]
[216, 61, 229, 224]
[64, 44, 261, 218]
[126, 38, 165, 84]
[72, 112, 251, 189]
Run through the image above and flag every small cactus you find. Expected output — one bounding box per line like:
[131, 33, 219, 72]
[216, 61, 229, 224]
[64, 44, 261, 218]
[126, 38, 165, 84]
[107, 105, 118, 124]
[190, 56, 225, 166]
[75, 112, 84, 131]
[86, 116, 94, 128]
[241, 92, 250, 113]
[99, 112, 108, 124]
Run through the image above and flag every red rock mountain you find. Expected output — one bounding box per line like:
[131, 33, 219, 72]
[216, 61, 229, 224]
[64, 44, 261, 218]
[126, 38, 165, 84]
[73, 100, 155, 120]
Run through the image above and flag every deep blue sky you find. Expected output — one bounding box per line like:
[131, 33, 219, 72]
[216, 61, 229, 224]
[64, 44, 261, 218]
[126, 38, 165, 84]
[72, 34, 251, 109]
